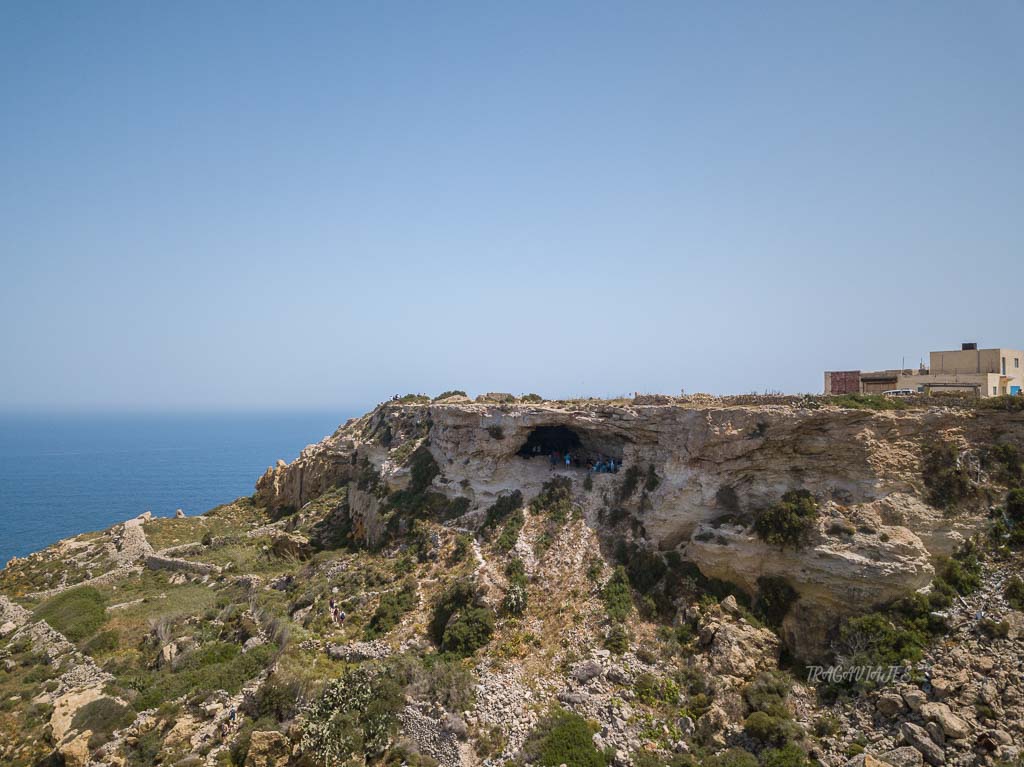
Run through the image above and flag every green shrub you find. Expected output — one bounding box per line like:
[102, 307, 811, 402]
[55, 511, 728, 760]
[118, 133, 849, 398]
[703, 748, 759, 767]
[430, 579, 494, 656]
[618, 466, 642, 501]
[834, 613, 927, 670]
[935, 541, 982, 595]
[632, 753, 697, 767]
[381, 446, 446, 523]
[247, 674, 304, 722]
[761, 743, 813, 767]
[407, 446, 441, 495]
[70, 697, 134, 746]
[753, 491, 819, 549]
[530, 477, 575, 522]
[482, 491, 524, 533]
[125, 728, 163, 767]
[977, 395, 1024, 412]
[433, 390, 467, 401]
[644, 464, 660, 492]
[754, 576, 798, 628]
[622, 545, 667, 597]
[744, 671, 792, 717]
[633, 672, 679, 706]
[980, 618, 1009, 638]
[813, 715, 840, 737]
[125, 641, 273, 710]
[922, 442, 974, 511]
[506, 556, 527, 584]
[441, 606, 494, 656]
[743, 711, 802, 746]
[300, 665, 404, 764]
[521, 393, 544, 403]
[1005, 575, 1024, 609]
[827, 519, 857, 537]
[34, 586, 106, 642]
[522, 707, 608, 767]
[1007, 488, 1024, 523]
[976, 702, 998, 721]
[601, 566, 633, 622]
[365, 579, 419, 639]
[399, 655, 476, 712]
[396, 393, 431, 403]
[430, 580, 476, 644]
[828, 393, 908, 410]
[450, 534, 472, 563]
[604, 623, 630, 654]
[985, 443, 1023, 486]
[84, 629, 120, 656]
[495, 509, 525, 552]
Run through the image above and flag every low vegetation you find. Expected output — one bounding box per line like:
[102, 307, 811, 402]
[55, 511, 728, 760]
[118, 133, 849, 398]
[922, 441, 975, 512]
[300, 664, 404, 765]
[34, 586, 107, 642]
[430, 579, 494, 657]
[1006, 575, 1024, 610]
[521, 706, 608, 767]
[826, 393, 908, 411]
[829, 540, 983, 691]
[753, 491, 819, 549]
[753, 576, 799, 629]
[742, 672, 805, 753]
[365, 579, 418, 639]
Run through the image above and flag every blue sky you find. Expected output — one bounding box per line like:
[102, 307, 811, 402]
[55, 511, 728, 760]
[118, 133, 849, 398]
[1, 2, 1022, 412]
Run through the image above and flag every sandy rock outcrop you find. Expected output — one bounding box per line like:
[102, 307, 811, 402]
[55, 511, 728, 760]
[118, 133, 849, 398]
[686, 515, 934, 659]
[244, 730, 291, 767]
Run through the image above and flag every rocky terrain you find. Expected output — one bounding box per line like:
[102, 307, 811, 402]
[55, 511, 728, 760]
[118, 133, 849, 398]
[1, 392, 1022, 767]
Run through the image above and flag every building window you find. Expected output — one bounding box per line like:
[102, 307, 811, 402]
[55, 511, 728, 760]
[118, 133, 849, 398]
[994, 386, 998, 395]
[1016, 358, 1020, 369]
[1003, 357, 1007, 375]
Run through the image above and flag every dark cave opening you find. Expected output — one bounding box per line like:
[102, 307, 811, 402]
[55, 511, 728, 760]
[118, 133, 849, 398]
[516, 425, 625, 465]
[517, 426, 581, 457]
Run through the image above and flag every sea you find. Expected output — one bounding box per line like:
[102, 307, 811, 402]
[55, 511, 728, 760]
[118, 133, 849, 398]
[0, 411, 353, 565]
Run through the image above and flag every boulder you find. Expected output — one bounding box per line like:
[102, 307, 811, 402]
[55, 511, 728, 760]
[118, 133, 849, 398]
[902, 688, 927, 712]
[58, 730, 93, 767]
[270, 532, 312, 560]
[877, 692, 906, 717]
[919, 702, 970, 740]
[50, 687, 106, 743]
[244, 730, 290, 767]
[879, 746, 924, 767]
[699, 608, 780, 678]
[571, 659, 603, 683]
[696, 704, 728, 742]
[175, 508, 186, 518]
[900, 722, 945, 766]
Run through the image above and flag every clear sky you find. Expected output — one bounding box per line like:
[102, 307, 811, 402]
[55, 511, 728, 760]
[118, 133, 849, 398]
[1, 2, 1021, 412]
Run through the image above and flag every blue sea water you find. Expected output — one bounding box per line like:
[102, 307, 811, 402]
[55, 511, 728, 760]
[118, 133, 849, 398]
[0, 411, 353, 565]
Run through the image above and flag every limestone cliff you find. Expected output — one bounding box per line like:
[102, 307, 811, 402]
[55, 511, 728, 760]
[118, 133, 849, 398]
[256, 398, 1023, 659]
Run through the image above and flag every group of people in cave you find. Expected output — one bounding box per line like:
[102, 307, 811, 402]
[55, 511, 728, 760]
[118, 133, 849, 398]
[525, 444, 620, 473]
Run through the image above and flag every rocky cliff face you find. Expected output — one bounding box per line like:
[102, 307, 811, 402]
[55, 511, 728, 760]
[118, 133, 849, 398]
[5, 396, 1024, 767]
[256, 399, 1023, 660]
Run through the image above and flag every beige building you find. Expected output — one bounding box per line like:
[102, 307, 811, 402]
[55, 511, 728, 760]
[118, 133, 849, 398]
[825, 343, 1024, 398]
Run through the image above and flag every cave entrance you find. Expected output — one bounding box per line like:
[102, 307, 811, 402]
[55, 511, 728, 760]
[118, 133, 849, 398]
[517, 425, 625, 467]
